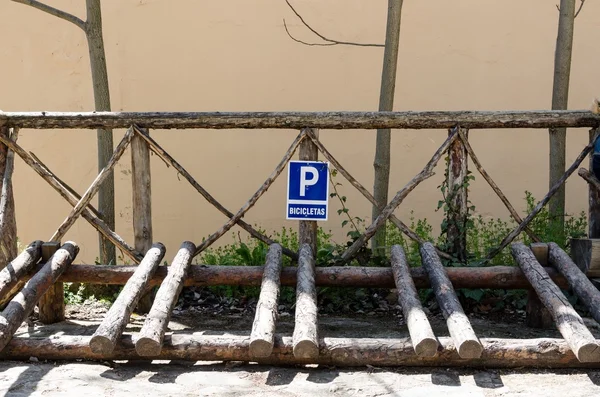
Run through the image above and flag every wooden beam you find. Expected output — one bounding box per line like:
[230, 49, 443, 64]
[25, 264, 570, 289]
[0, 126, 17, 270]
[390, 245, 437, 356]
[37, 242, 64, 324]
[0, 241, 43, 307]
[420, 242, 482, 359]
[90, 243, 165, 355]
[446, 127, 468, 262]
[292, 244, 318, 359]
[0, 242, 78, 351]
[298, 128, 318, 256]
[3, 334, 600, 368]
[526, 243, 553, 329]
[249, 244, 283, 358]
[511, 242, 600, 362]
[136, 242, 195, 356]
[1, 110, 599, 130]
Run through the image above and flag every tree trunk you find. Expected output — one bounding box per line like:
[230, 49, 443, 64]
[85, 0, 115, 268]
[548, 0, 576, 242]
[0, 127, 17, 270]
[371, 0, 404, 254]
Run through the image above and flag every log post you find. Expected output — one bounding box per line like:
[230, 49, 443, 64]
[526, 243, 553, 329]
[446, 127, 468, 263]
[0, 242, 78, 352]
[90, 243, 165, 355]
[131, 129, 153, 313]
[548, 242, 600, 326]
[0, 241, 43, 308]
[0, 126, 17, 270]
[390, 245, 438, 356]
[292, 244, 318, 359]
[420, 242, 482, 359]
[589, 129, 600, 238]
[298, 128, 319, 256]
[136, 241, 195, 356]
[511, 242, 600, 362]
[38, 242, 65, 324]
[250, 244, 283, 358]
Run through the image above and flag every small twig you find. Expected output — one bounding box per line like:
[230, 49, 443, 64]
[11, 0, 86, 30]
[329, 170, 360, 233]
[284, 0, 384, 48]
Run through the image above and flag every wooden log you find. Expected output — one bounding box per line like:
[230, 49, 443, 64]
[131, 126, 297, 260]
[38, 242, 65, 324]
[570, 238, 600, 276]
[0, 134, 142, 263]
[298, 128, 319, 256]
[548, 242, 600, 326]
[3, 334, 600, 368]
[136, 242, 195, 356]
[342, 132, 457, 263]
[526, 243, 553, 329]
[249, 244, 283, 358]
[0, 126, 18, 270]
[446, 127, 469, 262]
[292, 244, 318, 359]
[2, 110, 599, 130]
[390, 245, 438, 356]
[0, 242, 78, 352]
[0, 241, 43, 307]
[305, 130, 453, 260]
[49, 127, 134, 242]
[420, 242, 482, 359]
[193, 131, 306, 256]
[131, 131, 153, 313]
[456, 128, 539, 242]
[485, 128, 600, 262]
[90, 243, 165, 354]
[511, 242, 600, 362]
[27, 263, 570, 290]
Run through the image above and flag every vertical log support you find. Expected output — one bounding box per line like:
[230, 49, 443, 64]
[38, 242, 64, 324]
[298, 128, 318, 256]
[446, 127, 468, 263]
[0, 125, 17, 270]
[526, 243, 553, 329]
[589, 129, 600, 238]
[292, 244, 319, 359]
[131, 129, 153, 313]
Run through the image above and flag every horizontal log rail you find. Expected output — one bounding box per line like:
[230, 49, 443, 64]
[1, 110, 599, 130]
[24, 263, 569, 289]
[2, 334, 599, 368]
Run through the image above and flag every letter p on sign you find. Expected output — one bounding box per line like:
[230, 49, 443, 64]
[299, 166, 319, 196]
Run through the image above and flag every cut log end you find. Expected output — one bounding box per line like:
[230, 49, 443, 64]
[458, 340, 483, 359]
[135, 337, 161, 357]
[292, 340, 319, 359]
[249, 339, 274, 358]
[576, 342, 600, 363]
[89, 335, 115, 355]
[413, 337, 439, 357]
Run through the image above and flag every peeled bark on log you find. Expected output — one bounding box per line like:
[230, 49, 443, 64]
[511, 242, 600, 362]
[136, 242, 195, 356]
[29, 264, 569, 290]
[249, 244, 283, 358]
[0, 127, 17, 270]
[446, 128, 469, 262]
[548, 242, 600, 326]
[299, 128, 318, 256]
[38, 242, 64, 324]
[90, 243, 165, 354]
[0, 241, 43, 307]
[390, 245, 437, 356]
[2, 110, 599, 130]
[0, 242, 78, 351]
[292, 244, 318, 359]
[420, 243, 482, 359]
[2, 334, 599, 368]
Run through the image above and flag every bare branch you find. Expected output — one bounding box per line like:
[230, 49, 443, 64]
[11, 0, 86, 31]
[284, 0, 383, 48]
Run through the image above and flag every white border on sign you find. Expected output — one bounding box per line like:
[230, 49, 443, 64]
[286, 160, 330, 221]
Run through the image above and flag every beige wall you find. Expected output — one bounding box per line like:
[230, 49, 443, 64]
[0, 0, 599, 263]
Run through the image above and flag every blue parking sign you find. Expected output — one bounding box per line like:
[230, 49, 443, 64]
[286, 161, 329, 221]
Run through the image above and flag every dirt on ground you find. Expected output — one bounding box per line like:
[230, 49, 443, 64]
[1, 298, 600, 396]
